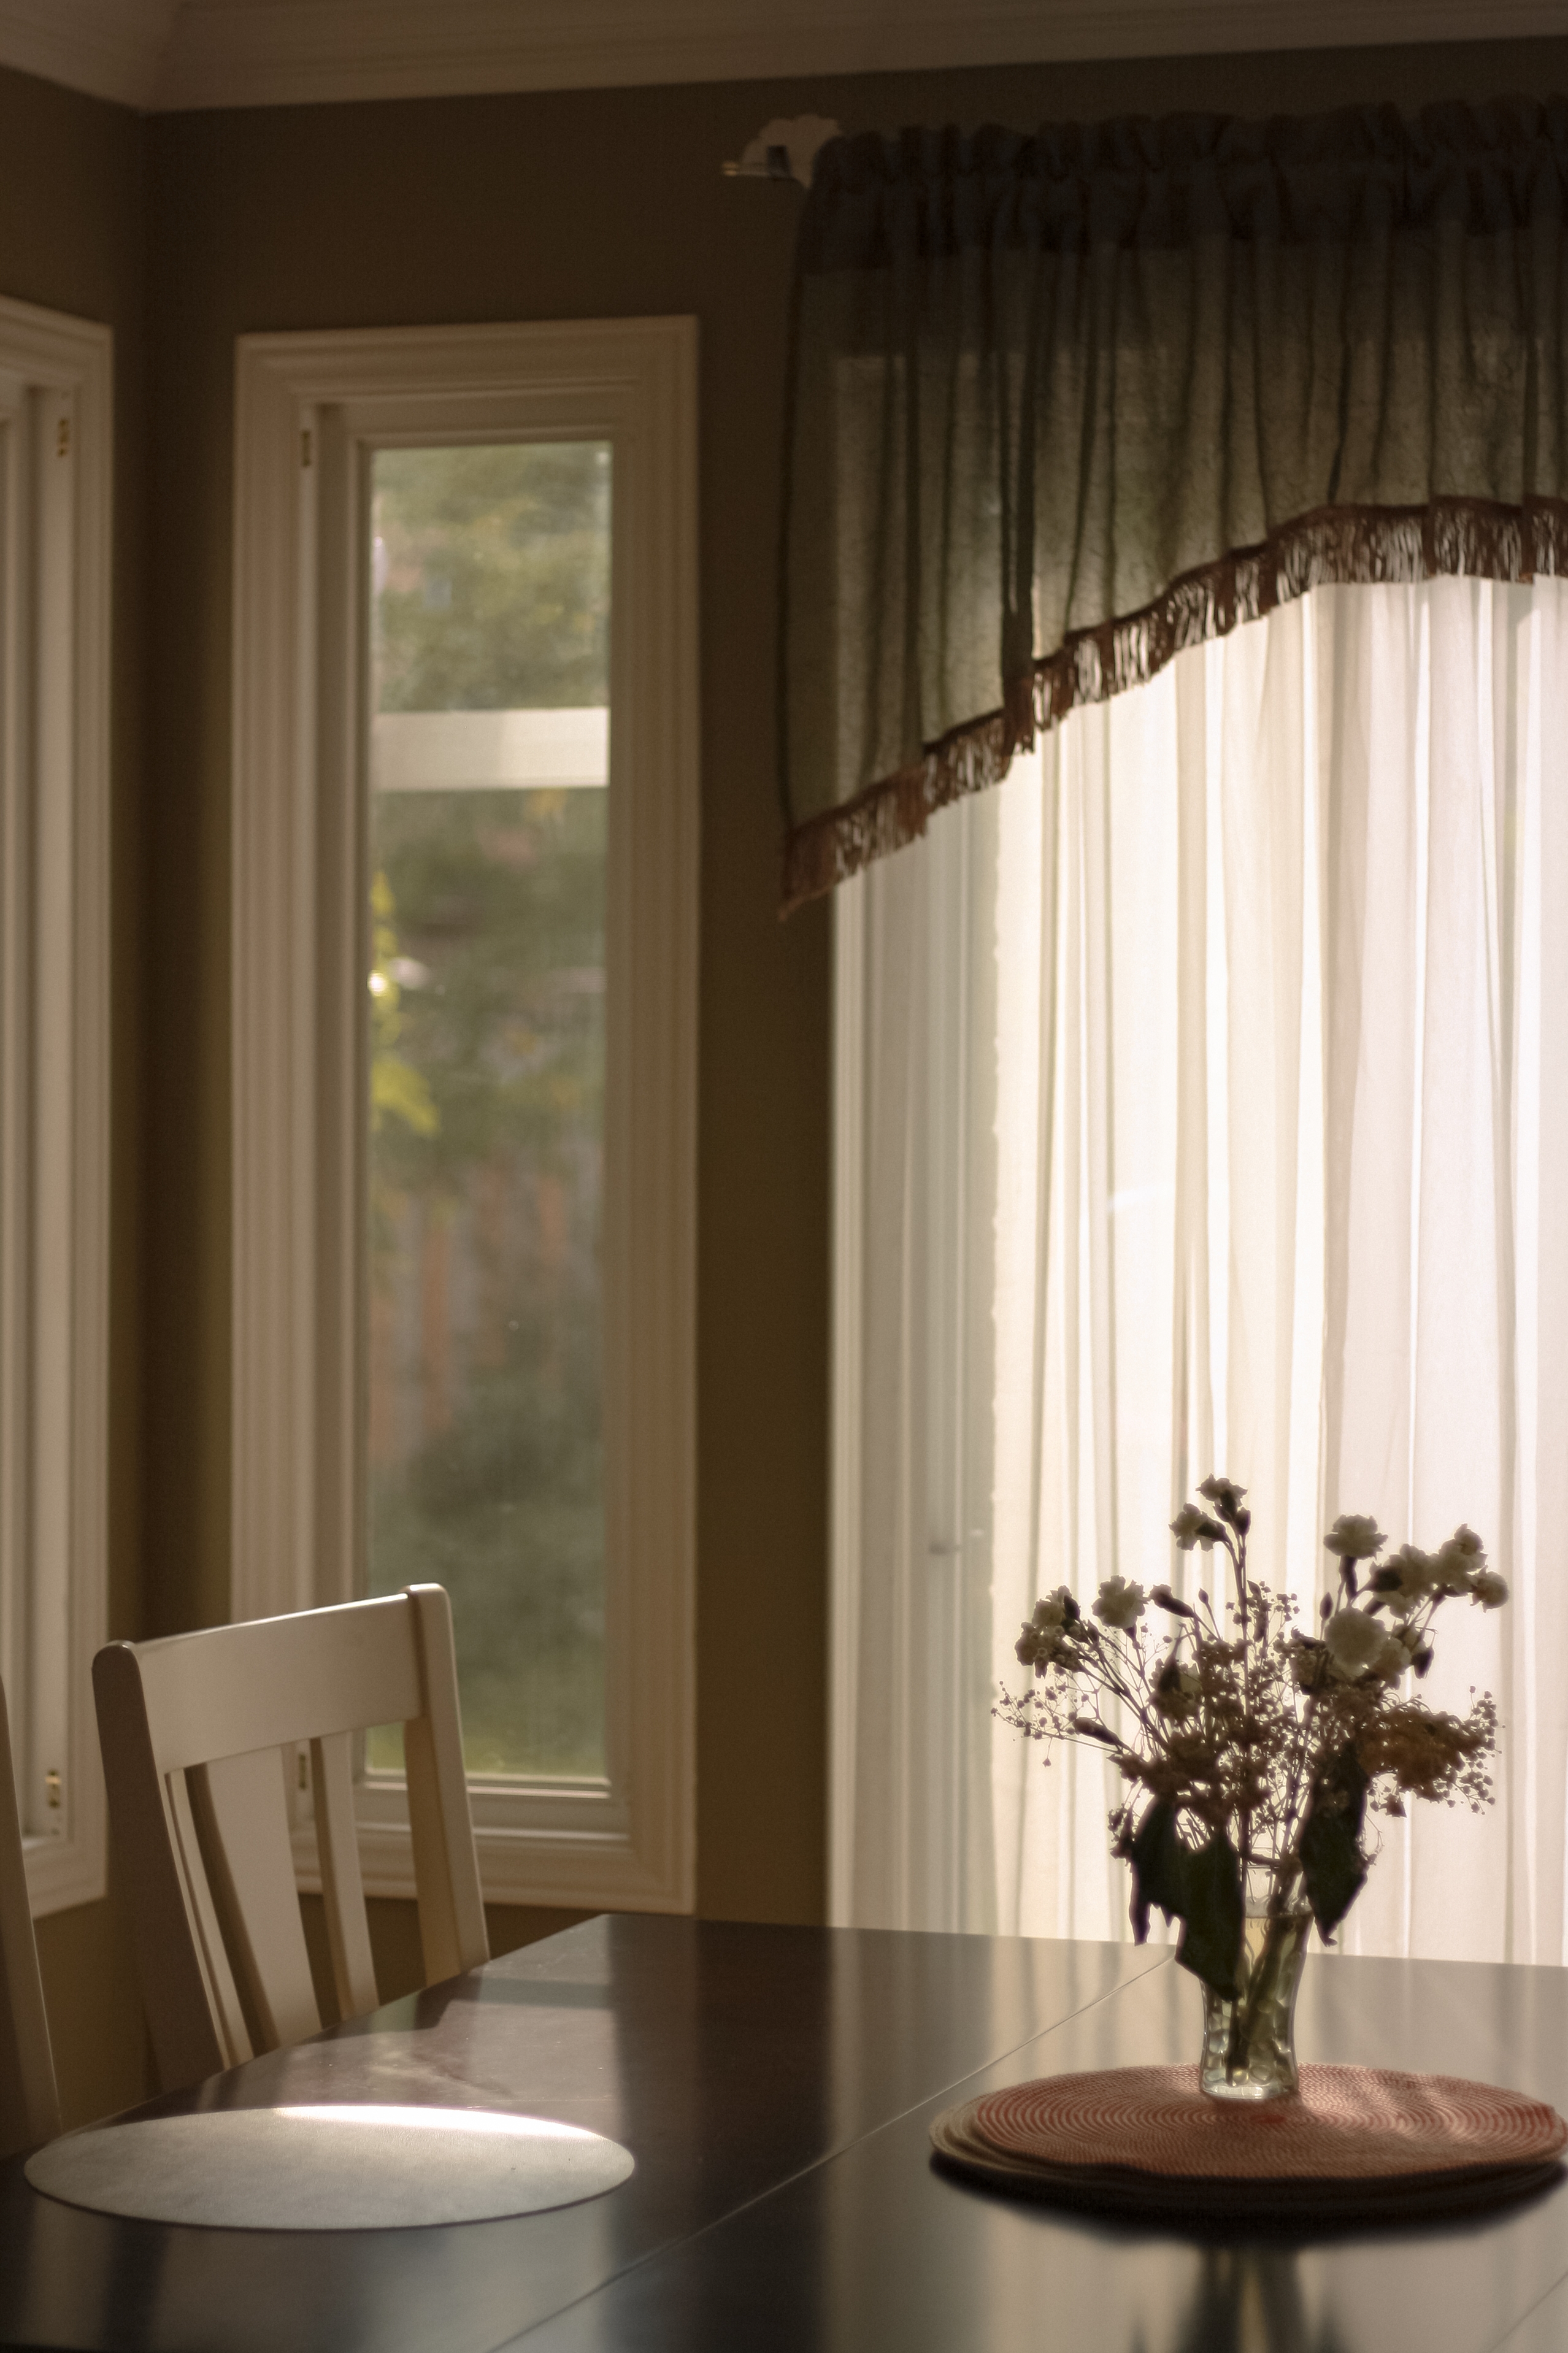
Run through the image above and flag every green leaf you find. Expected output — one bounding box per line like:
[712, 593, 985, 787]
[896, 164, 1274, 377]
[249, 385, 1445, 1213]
[1299, 1741, 1370, 1939]
[1126, 1801, 1188, 1944]
[1174, 1832, 1244, 1996]
[1299, 1810, 1365, 1939]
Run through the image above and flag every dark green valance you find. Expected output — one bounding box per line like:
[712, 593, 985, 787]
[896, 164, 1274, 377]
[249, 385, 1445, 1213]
[780, 100, 1568, 908]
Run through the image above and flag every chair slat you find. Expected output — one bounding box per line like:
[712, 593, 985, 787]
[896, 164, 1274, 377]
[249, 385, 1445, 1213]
[189, 1749, 321, 2050]
[311, 1732, 377, 2022]
[164, 1766, 253, 2072]
[405, 1586, 488, 1984]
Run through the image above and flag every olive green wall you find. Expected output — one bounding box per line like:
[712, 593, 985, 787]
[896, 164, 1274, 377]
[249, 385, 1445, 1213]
[139, 76, 834, 1934]
[10, 30, 1568, 2127]
[0, 62, 152, 2128]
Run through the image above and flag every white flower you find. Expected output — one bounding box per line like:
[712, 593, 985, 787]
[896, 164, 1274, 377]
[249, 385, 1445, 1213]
[1375, 1623, 1420, 1679]
[1031, 1586, 1075, 1631]
[1093, 1575, 1147, 1630]
[1387, 1544, 1438, 1604]
[1170, 1504, 1221, 1551]
[1015, 1619, 1065, 1675]
[1322, 1608, 1390, 1681]
[1324, 1514, 1386, 1561]
[1431, 1524, 1478, 1600]
[1470, 1569, 1508, 1611]
[1155, 1661, 1202, 1719]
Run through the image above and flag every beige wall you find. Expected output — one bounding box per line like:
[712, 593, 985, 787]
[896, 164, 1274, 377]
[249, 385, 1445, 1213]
[6, 32, 1568, 2125]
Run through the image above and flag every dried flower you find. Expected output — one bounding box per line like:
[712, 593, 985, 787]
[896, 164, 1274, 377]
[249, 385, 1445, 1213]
[1434, 1535, 1483, 1594]
[1324, 1514, 1386, 1561]
[1093, 1575, 1147, 1629]
[1383, 1545, 1439, 1608]
[1377, 1622, 1422, 1678]
[1323, 1608, 1391, 1681]
[996, 1478, 1504, 1974]
[1289, 1635, 1328, 1691]
[1170, 1505, 1223, 1550]
[1359, 1696, 1497, 1809]
[1197, 1475, 1251, 1533]
[1155, 1660, 1202, 1719]
[1015, 1619, 1065, 1675]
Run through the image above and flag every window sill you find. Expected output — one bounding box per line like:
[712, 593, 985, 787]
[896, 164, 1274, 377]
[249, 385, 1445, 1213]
[291, 1772, 688, 1912]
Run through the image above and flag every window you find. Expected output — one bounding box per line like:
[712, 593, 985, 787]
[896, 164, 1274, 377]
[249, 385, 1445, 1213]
[232, 321, 697, 1911]
[365, 443, 612, 1782]
[834, 580, 1564, 1964]
[0, 294, 112, 1916]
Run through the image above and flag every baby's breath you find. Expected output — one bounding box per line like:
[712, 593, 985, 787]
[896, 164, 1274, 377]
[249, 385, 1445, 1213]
[997, 1481, 1502, 1941]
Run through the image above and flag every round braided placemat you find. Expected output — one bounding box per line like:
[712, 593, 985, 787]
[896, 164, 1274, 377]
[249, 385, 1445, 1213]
[931, 2065, 1568, 2223]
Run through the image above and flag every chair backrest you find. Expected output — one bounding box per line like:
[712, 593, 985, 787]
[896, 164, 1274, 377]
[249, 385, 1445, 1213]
[93, 1583, 488, 2092]
[0, 1677, 61, 2154]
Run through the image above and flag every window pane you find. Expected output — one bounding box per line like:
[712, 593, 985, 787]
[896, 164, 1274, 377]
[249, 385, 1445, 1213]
[366, 442, 610, 1779]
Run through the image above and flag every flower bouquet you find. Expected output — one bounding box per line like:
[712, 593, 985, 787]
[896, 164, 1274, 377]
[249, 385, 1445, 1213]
[997, 1479, 1505, 2100]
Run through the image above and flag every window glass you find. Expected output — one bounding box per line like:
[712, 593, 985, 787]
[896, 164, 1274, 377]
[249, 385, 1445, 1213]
[366, 443, 610, 1779]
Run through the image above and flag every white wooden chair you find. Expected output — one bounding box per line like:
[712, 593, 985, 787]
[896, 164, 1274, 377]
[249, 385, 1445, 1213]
[93, 1584, 489, 2093]
[0, 1676, 61, 2154]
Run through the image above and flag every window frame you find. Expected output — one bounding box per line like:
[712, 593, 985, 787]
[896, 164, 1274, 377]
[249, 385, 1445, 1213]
[0, 293, 112, 1919]
[231, 320, 698, 1913]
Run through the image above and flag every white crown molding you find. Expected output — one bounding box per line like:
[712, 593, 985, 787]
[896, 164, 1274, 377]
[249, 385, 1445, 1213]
[2, 0, 1568, 118]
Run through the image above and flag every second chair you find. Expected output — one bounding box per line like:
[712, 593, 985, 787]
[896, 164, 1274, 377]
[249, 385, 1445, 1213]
[0, 1674, 60, 2154]
[93, 1583, 488, 2092]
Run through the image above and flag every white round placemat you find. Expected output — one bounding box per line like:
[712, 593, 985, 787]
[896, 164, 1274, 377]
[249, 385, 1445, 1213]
[26, 2104, 636, 2231]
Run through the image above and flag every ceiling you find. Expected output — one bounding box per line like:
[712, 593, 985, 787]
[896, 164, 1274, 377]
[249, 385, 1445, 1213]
[1, 0, 1565, 116]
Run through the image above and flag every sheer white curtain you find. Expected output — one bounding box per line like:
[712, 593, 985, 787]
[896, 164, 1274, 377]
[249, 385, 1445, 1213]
[832, 578, 1568, 1963]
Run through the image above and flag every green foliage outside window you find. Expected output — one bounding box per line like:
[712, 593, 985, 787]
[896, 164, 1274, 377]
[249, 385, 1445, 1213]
[366, 442, 611, 1779]
[375, 442, 610, 714]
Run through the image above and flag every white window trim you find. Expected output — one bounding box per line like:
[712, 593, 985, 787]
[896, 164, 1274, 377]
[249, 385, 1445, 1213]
[829, 881, 864, 1931]
[0, 294, 112, 1918]
[231, 319, 698, 1913]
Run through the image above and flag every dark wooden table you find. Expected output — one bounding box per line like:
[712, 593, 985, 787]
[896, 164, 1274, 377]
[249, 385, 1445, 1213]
[0, 1916, 1564, 2352]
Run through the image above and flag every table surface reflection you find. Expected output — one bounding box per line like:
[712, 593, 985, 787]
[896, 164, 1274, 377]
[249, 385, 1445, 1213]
[0, 1916, 1564, 2352]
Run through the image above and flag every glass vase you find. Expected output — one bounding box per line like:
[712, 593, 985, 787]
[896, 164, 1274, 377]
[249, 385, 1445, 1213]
[1199, 1868, 1312, 2104]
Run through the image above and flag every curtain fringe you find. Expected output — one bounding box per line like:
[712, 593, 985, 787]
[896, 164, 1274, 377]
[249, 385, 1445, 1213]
[781, 495, 1568, 913]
